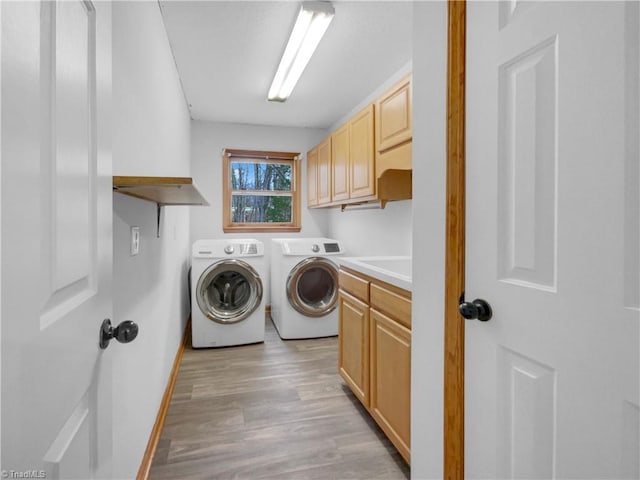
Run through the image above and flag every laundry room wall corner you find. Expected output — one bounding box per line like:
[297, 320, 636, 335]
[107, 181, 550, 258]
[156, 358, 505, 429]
[112, 2, 191, 479]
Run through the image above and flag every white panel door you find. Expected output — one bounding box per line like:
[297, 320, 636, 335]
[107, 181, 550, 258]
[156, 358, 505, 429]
[2, 1, 113, 478]
[466, 2, 639, 478]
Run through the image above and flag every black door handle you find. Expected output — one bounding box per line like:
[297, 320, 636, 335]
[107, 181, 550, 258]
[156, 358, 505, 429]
[458, 298, 492, 322]
[99, 319, 139, 349]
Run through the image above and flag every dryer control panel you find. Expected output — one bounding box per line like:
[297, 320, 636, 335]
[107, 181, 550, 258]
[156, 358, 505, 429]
[324, 243, 341, 253]
[277, 238, 344, 256]
[310, 243, 342, 254]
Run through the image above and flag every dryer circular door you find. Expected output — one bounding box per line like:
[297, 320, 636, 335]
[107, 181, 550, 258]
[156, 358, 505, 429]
[196, 259, 263, 324]
[286, 257, 339, 317]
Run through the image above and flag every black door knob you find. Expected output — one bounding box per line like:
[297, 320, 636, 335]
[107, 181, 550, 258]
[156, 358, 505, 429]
[99, 319, 139, 349]
[458, 298, 492, 322]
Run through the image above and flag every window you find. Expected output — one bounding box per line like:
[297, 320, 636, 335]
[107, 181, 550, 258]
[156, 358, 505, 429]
[222, 149, 301, 233]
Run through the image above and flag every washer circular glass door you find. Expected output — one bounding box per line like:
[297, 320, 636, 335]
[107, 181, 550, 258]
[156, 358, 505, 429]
[196, 259, 263, 324]
[286, 257, 339, 317]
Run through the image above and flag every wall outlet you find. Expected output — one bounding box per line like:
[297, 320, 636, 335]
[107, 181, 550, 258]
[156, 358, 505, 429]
[130, 226, 140, 256]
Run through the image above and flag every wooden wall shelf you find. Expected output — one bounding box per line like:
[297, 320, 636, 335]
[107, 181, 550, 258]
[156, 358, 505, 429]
[113, 176, 209, 206]
[377, 169, 412, 203]
[113, 176, 208, 237]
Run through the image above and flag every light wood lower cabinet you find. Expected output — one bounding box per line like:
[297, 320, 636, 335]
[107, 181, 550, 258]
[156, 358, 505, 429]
[338, 267, 411, 464]
[338, 290, 369, 406]
[370, 308, 411, 462]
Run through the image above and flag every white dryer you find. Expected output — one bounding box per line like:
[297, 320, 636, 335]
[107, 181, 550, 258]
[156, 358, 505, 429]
[191, 239, 266, 348]
[270, 238, 345, 339]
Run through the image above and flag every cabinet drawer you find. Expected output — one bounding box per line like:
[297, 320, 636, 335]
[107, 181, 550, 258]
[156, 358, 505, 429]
[339, 269, 370, 303]
[370, 283, 411, 329]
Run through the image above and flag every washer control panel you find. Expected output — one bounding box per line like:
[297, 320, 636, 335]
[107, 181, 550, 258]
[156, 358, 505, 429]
[241, 243, 258, 255]
[224, 243, 258, 255]
[192, 239, 264, 258]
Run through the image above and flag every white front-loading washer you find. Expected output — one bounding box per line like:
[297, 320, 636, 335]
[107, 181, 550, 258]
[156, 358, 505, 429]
[191, 239, 266, 348]
[270, 238, 345, 339]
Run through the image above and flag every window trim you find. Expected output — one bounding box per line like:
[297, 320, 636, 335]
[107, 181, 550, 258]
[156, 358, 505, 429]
[222, 148, 301, 233]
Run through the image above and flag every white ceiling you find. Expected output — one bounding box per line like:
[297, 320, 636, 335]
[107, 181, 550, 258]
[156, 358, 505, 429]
[158, 1, 413, 129]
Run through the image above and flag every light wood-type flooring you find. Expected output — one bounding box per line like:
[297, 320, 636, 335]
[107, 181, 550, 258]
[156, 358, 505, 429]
[149, 316, 410, 480]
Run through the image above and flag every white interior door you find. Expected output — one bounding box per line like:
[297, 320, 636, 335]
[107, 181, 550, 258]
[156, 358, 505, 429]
[466, 1, 639, 478]
[2, 1, 113, 478]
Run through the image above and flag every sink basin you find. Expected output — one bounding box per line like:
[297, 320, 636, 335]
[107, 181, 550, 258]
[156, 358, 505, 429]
[338, 256, 412, 291]
[353, 257, 412, 277]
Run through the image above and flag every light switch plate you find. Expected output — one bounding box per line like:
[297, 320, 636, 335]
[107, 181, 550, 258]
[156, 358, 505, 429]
[130, 226, 140, 256]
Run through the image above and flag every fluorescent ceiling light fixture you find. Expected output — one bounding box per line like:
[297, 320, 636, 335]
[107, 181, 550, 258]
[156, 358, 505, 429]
[267, 2, 334, 102]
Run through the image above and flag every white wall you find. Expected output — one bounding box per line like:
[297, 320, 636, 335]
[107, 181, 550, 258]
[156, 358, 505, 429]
[190, 120, 329, 299]
[326, 200, 412, 256]
[112, 2, 191, 478]
[411, 2, 448, 479]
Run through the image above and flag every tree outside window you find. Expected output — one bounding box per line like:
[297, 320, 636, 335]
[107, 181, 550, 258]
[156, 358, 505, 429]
[222, 149, 301, 232]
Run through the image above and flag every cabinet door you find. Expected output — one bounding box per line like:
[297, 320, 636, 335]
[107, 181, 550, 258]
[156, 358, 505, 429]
[338, 290, 370, 406]
[331, 123, 350, 202]
[350, 104, 375, 199]
[317, 136, 332, 205]
[375, 74, 412, 152]
[306, 147, 318, 207]
[370, 308, 411, 463]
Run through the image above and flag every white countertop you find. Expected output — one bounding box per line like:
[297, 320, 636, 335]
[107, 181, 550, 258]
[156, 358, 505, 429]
[337, 256, 412, 292]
